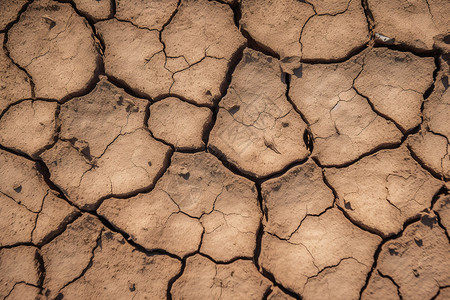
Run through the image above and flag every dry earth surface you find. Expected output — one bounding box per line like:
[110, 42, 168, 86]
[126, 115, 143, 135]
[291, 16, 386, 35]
[0, 0, 449, 299]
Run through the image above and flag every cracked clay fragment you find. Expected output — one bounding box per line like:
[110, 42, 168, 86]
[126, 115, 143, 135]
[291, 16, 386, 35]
[325, 146, 443, 237]
[289, 54, 402, 166]
[171, 254, 272, 300]
[41, 129, 171, 210]
[99, 152, 261, 261]
[240, 0, 314, 72]
[0, 100, 57, 157]
[163, 0, 246, 105]
[3, 282, 40, 300]
[434, 194, 450, 233]
[115, 0, 178, 31]
[0, 246, 40, 298]
[261, 160, 335, 239]
[42, 78, 171, 209]
[408, 65, 450, 179]
[0, 33, 32, 114]
[61, 0, 112, 21]
[259, 208, 381, 299]
[209, 48, 309, 178]
[361, 271, 401, 300]
[354, 48, 435, 131]
[301, 0, 369, 62]
[0, 0, 28, 30]
[267, 287, 296, 300]
[148, 97, 213, 150]
[0, 150, 77, 247]
[59, 230, 181, 300]
[97, 0, 245, 105]
[41, 214, 104, 299]
[6, 0, 100, 100]
[377, 213, 450, 300]
[367, 0, 450, 51]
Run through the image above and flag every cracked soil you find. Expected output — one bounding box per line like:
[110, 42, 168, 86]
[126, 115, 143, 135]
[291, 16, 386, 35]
[0, 0, 449, 299]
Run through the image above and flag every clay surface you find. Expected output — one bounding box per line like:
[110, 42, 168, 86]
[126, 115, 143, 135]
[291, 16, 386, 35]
[0, 149, 77, 247]
[41, 78, 171, 209]
[0, 0, 28, 30]
[241, 0, 369, 69]
[376, 213, 450, 300]
[408, 61, 450, 179]
[1, 1, 449, 299]
[115, 0, 178, 31]
[63, 0, 112, 21]
[0, 246, 41, 298]
[259, 208, 381, 298]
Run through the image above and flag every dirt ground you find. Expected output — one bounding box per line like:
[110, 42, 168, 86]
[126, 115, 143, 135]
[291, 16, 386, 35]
[0, 0, 449, 299]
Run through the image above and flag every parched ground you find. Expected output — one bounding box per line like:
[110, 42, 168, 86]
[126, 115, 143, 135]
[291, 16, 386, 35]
[0, 0, 449, 299]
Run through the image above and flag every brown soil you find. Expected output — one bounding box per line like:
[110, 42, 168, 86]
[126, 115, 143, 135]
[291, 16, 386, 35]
[0, 0, 449, 299]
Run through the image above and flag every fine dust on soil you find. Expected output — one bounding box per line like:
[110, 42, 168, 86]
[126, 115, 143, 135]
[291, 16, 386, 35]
[0, 0, 449, 300]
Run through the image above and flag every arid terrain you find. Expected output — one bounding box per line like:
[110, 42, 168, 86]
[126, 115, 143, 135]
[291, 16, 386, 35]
[0, 0, 449, 299]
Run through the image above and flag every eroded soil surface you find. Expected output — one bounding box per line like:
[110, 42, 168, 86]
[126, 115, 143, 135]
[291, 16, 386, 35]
[0, 0, 449, 299]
